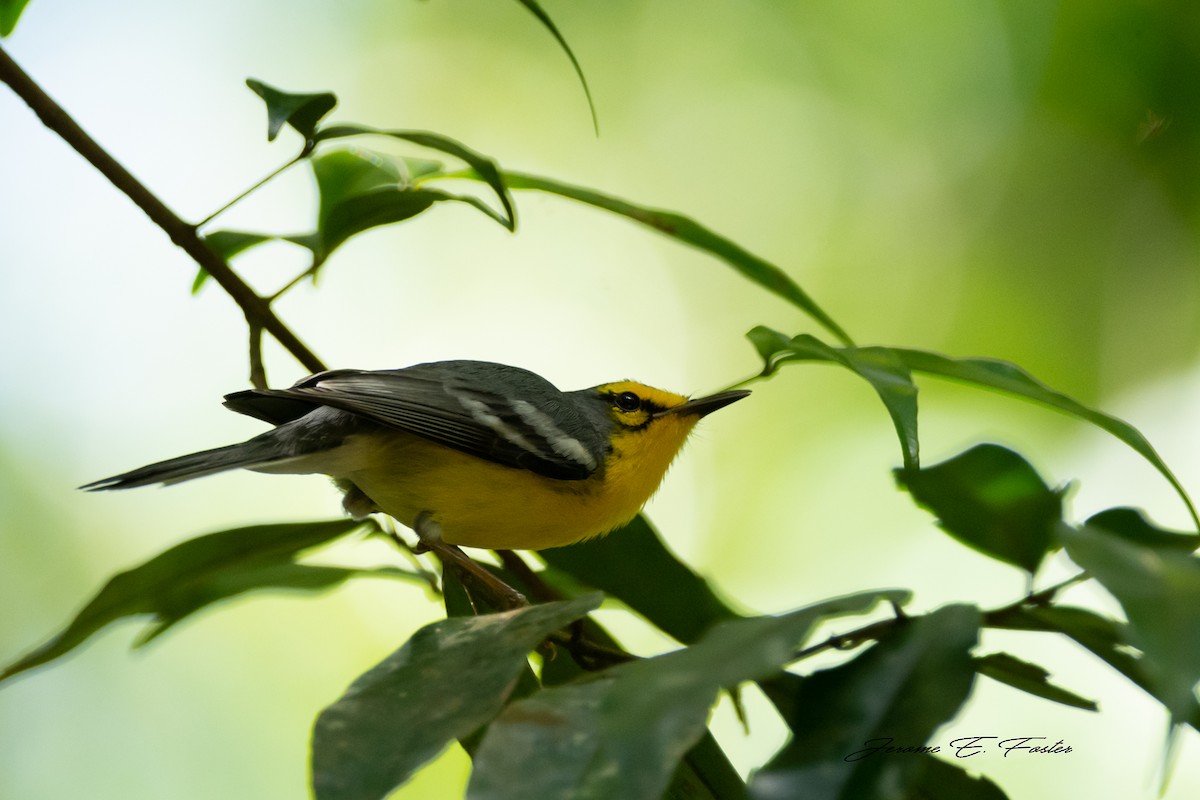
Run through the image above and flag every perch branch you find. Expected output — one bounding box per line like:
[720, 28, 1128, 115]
[0, 43, 326, 376]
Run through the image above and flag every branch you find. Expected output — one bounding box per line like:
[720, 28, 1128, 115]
[792, 602, 908, 662]
[792, 572, 1092, 663]
[247, 323, 267, 390]
[0, 43, 326, 376]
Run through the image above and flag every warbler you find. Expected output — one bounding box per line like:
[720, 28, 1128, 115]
[83, 360, 749, 551]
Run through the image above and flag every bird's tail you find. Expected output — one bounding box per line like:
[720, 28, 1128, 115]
[80, 437, 285, 491]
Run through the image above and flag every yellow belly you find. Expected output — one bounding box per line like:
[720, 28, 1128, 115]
[336, 421, 692, 550]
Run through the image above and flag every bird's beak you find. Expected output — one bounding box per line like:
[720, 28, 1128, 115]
[657, 389, 751, 418]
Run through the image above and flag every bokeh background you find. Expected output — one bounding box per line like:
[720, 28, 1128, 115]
[3, 1, 1200, 797]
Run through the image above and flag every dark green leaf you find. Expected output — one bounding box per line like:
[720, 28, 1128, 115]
[489, 173, 851, 344]
[469, 677, 610, 800]
[746, 330, 919, 468]
[973, 652, 1097, 711]
[323, 188, 437, 254]
[1086, 507, 1200, 552]
[310, 148, 436, 258]
[896, 444, 1061, 574]
[907, 755, 1010, 800]
[310, 594, 601, 800]
[0, 519, 368, 683]
[891, 345, 1199, 529]
[756, 671, 806, 724]
[0, 0, 31, 37]
[1060, 523, 1200, 722]
[468, 591, 906, 800]
[510, 0, 598, 134]
[448, 555, 751, 799]
[441, 562, 478, 619]
[987, 604, 1200, 731]
[313, 126, 515, 231]
[539, 514, 740, 644]
[246, 78, 336, 141]
[670, 731, 750, 800]
[437, 569, 549, 758]
[750, 605, 981, 800]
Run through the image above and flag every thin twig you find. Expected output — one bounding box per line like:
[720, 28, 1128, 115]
[378, 521, 442, 595]
[268, 256, 322, 302]
[792, 572, 1093, 664]
[793, 616, 905, 662]
[195, 150, 309, 230]
[495, 550, 564, 603]
[545, 630, 638, 669]
[0, 43, 326, 376]
[981, 571, 1091, 626]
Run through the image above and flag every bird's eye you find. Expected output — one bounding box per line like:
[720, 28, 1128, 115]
[614, 391, 641, 412]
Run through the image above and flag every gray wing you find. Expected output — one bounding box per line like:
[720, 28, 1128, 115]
[223, 360, 606, 480]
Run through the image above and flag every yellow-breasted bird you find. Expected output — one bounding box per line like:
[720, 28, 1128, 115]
[83, 360, 749, 552]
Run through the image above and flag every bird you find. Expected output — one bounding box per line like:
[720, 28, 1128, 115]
[83, 360, 749, 555]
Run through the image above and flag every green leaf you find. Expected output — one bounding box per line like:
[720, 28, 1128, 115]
[1060, 523, 1200, 722]
[310, 594, 602, 800]
[489, 173, 851, 345]
[539, 514, 740, 644]
[193, 230, 278, 293]
[671, 732, 751, 800]
[987, 604, 1200, 731]
[191, 268, 210, 295]
[973, 652, 1097, 711]
[401, 155, 446, 180]
[896, 444, 1061, 574]
[440, 562, 479, 619]
[310, 148, 435, 258]
[308, 147, 512, 259]
[907, 755, 1010, 800]
[281, 231, 322, 252]
[313, 126, 515, 231]
[246, 78, 336, 141]
[748, 327, 1198, 529]
[203, 229, 275, 260]
[0, 0, 31, 37]
[510, 0, 598, 134]
[750, 605, 981, 800]
[891, 345, 1199, 529]
[1086, 507, 1200, 552]
[467, 591, 906, 800]
[468, 677, 611, 800]
[0, 519, 370, 683]
[746, 329, 919, 468]
[420, 187, 513, 229]
[447, 556, 750, 799]
[322, 187, 437, 255]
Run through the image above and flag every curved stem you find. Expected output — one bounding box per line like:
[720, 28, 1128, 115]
[0, 43, 327, 376]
